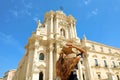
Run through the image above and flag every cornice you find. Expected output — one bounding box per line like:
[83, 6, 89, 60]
[91, 65, 110, 69]
[111, 67, 120, 70]
[88, 49, 116, 56]
[91, 65, 101, 69]
[44, 10, 76, 25]
[68, 15, 76, 22]
[87, 40, 120, 50]
[88, 49, 120, 58]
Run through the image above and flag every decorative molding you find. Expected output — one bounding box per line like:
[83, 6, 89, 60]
[34, 44, 39, 50]
[92, 55, 97, 58]
[58, 21, 69, 27]
[96, 72, 101, 74]
[118, 58, 120, 60]
[115, 72, 119, 74]
[88, 49, 115, 56]
[87, 40, 120, 50]
[102, 56, 106, 59]
[111, 57, 114, 60]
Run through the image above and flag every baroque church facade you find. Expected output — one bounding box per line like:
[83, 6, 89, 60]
[10, 10, 120, 80]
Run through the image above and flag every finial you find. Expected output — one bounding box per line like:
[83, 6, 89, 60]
[83, 34, 87, 41]
[37, 20, 40, 23]
[37, 20, 41, 28]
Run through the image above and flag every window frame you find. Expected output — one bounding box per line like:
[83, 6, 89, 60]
[39, 53, 45, 60]
[94, 59, 98, 66]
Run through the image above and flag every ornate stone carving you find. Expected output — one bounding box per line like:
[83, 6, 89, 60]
[92, 55, 97, 58]
[102, 56, 106, 59]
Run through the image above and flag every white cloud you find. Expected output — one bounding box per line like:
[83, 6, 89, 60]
[86, 8, 99, 19]
[25, 3, 32, 9]
[20, 0, 33, 16]
[0, 32, 14, 44]
[20, 10, 31, 16]
[9, 10, 18, 17]
[9, 0, 32, 18]
[83, 0, 91, 5]
[22, 0, 32, 9]
[0, 32, 24, 53]
[33, 17, 39, 22]
[25, 10, 31, 16]
[91, 9, 98, 15]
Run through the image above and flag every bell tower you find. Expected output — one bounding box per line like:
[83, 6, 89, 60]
[44, 10, 77, 40]
[43, 11, 80, 80]
[19, 10, 81, 80]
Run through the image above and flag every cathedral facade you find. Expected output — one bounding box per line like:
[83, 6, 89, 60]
[12, 10, 120, 80]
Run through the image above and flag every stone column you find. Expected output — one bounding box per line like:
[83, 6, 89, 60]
[72, 26, 75, 38]
[49, 44, 53, 80]
[49, 14, 54, 39]
[70, 23, 74, 38]
[26, 60, 30, 80]
[73, 22, 77, 38]
[48, 15, 54, 80]
[54, 17, 60, 79]
[78, 61, 83, 80]
[66, 29, 69, 39]
[68, 26, 71, 39]
[25, 51, 30, 80]
[50, 15, 53, 33]
[84, 54, 93, 80]
[54, 17, 59, 38]
[32, 73, 39, 80]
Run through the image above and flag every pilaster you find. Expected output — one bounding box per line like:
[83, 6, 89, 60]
[78, 61, 83, 80]
[48, 43, 54, 80]
[73, 22, 77, 38]
[50, 15, 54, 39]
[84, 54, 94, 80]
[70, 24, 74, 38]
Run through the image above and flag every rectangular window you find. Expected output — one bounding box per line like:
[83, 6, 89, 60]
[94, 59, 98, 66]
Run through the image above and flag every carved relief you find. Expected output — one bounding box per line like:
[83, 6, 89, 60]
[58, 21, 69, 27]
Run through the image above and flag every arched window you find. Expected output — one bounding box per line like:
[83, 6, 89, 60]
[104, 60, 107, 67]
[91, 45, 95, 50]
[39, 72, 43, 80]
[98, 74, 101, 79]
[94, 59, 98, 66]
[117, 75, 119, 80]
[60, 28, 65, 37]
[83, 74, 85, 80]
[112, 61, 116, 68]
[39, 53, 44, 60]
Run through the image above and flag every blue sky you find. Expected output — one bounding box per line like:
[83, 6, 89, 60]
[0, 0, 120, 77]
